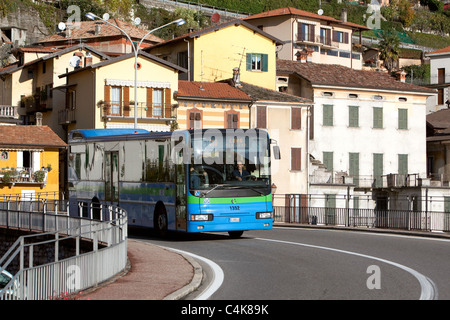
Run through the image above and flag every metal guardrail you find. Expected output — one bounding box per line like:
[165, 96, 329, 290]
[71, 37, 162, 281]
[0, 200, 127, 300]
[274, 205, 450, 233]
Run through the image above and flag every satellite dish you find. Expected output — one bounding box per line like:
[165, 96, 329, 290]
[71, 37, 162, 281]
[102, 13, 110, 20]
[318, 9, 324, 15]
[134, 17, 141, 26]
[211, 13, 221, 23]
[58, 22, 66, 31]
[69, 56, 81, 68]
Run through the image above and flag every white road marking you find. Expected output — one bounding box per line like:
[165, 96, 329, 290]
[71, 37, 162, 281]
[256, 237, 438, 300]
[169, 248, 224, 300]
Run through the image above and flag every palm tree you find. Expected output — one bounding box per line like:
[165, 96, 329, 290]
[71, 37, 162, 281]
[378, 30, 400, 73]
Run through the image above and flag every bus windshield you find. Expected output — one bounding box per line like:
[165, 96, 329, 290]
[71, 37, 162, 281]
[189, 130, 271, 196]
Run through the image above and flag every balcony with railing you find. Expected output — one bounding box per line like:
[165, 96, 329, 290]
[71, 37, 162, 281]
[296, 34, 346, 50]
[100, 100, 175, 121]
[309, 172, 421, 189]
[0, 105, 19, 119]
[58, 108, 76, 125]
[0, 167, 49, 186]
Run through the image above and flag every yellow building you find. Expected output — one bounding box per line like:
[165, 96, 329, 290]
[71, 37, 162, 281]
[0, 124, 66, 199]
[0, 44, 110, 140]
[146, 19, 283, 90]
[59, 51, 186, 133]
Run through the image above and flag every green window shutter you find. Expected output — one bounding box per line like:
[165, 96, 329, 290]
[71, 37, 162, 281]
[246, 53, 252, 71]
[444, 197, 450, 213]
[398, 154, 408, 175]
[373, 153, 383, 188]
[398, 109, 408, 130]
[353, 196, 360, 216]
[373, 107, 383, 129]
[349, 105, 359, 127]
[262, 54, 268, 72]
[349, 152, 359, 187]
[323, 151, 333, 172]
[323, 104, 333, 126]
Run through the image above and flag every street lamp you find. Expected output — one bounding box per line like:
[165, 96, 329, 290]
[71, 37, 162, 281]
[85, 13, 185, 129]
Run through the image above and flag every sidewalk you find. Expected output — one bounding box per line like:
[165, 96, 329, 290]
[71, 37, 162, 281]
[77, 239, 202, 300]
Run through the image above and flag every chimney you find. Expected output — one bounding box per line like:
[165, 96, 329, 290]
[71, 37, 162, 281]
[95, 22, 102, 35]
[65, 27, 72, 38]
[35, 112, 42, 126]
[232, 67, 241, 87]
[84, 52, 93, 67]
[341, 8, 347, 22]
[396, 70, 407, 82]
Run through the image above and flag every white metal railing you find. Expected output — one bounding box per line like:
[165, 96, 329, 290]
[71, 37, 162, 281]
[0, 199, 127, 300]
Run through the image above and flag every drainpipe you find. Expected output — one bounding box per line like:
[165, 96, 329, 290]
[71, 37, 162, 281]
[184, 39, 190, 81]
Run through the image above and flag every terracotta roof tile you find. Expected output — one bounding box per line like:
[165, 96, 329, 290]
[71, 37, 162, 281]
[244, 7, 369, 30]
[177, 81, 253, 101]
[427, 46, 450, 56]
[277, 60, 436, 94]
[37, 19, 163, 44]
[0, 125, 66, 148]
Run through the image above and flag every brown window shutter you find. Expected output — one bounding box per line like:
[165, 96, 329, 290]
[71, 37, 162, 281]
[291, 107, 301, 130]
[344, 32, 349, 44]
[291, 148, 301, 171]
[123, 86, 130, 117]
[298, 23, 303, 41]
[310, 25, 315, 42]
[104, 85, 111, 115]
[257, 106, 266, 128]
[146, 87, 152, 118]
[164, 88, 172, 118]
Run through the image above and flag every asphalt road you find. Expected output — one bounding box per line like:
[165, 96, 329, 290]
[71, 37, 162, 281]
[132, 226, 450, 300]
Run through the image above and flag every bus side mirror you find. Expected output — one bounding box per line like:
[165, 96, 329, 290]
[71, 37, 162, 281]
[272, 145, 281, 160]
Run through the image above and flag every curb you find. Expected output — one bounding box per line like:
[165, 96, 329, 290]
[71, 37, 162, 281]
[163, 248, 203, 300]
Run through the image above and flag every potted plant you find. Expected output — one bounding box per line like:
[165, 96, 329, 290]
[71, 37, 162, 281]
[46, 164, 52, 172]
[34, 170, 46, 183]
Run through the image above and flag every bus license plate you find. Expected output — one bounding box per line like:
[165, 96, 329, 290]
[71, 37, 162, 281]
[230, 217, 240, 222]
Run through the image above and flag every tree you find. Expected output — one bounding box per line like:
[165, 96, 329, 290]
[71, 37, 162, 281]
[378, 30, 400, 72]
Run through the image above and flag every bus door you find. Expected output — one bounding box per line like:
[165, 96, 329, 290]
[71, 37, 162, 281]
[175, 149, 187, 231]
[105, 151, 119, 204]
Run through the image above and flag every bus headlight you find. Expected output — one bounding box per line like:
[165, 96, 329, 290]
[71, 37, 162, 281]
[257, 212, 272, 219]
[190, 214, 213, 221]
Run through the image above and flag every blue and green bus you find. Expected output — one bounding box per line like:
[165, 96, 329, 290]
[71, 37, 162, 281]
[68, 128, 279, 238]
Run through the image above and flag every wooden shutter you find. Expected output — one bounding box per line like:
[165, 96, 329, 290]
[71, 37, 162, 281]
[291, 107, 301, 130]
[310, 25, 315, 42]
[323, 151, 333, 172]
[373, 153, 383, 188]
[146, 87, 152, 118]
[323, 104, 333, 126]
[398, 109, 407, 130]
[123, 86, 130, 117]
[262, 54, 268, 72]
[298, 23, 303, 41]
[373, 107, 383, 128]
[164, 88, 172, 118]
[257, 106, 266, 128]
[104, 85, 111, 115]
[349, 105, 359, 127]
[291, 148, 301, 171]
[349, 153, 359, 187]
[246, 53, 252, 71]
[344, 32, 349, 44]
[398, 154, 408, 175]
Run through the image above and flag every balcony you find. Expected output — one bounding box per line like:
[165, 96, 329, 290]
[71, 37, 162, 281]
[100, 100, 175, 121]
[0, 105, 19, 119]
[296, 34, 344, 49]
[0, 167, 49, 187]
[58, 108, 76, 125]
[309, 172, 420, 188]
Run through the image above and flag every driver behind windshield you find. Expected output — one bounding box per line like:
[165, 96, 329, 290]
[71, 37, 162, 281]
[233, 161, 250, 181]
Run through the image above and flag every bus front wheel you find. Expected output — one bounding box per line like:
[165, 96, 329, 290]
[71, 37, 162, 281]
[154, 208, 168, 237]
[228, 231, 243, 238]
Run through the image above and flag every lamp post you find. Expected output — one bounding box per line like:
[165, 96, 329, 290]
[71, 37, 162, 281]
[85, 13, 185, 129]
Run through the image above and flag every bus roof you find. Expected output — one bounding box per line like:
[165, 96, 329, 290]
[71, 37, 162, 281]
[69, 128, 149, 141]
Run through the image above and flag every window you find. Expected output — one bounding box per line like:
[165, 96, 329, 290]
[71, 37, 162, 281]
[438, 68, 445, 84]
[398, 108, 408, 130]
[188, 109, 202, 129]
[333, 30, 348, 43]
[153, 89, 163, 117]
[291, 148, 301, 171]
[225, 110, 239, 129]
[373, 107, 383, 129]
[177, 51, 188, 69]
[373, 153, 383, 188]
[398, 154, 408, 175]
[349, 106, 359, 127]
[320, 28, 331, 46]
[256, 106, 267, 128]
[110, 86, 121, 115]
[323, 152, 333, 172]
[323, 104, 333, 126]
[68, 90, 76, 110]
[42, 61, 46, 74]
[349, 153, 359, 187]
[291, 107, 301, 130]
[246, 53, 268, 72]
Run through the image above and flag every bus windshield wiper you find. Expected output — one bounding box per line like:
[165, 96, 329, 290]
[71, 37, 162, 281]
[201, 184, 238, 197]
